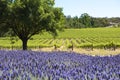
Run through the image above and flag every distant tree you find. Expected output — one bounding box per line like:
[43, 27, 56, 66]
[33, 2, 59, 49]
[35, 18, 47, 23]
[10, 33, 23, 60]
[109, 17, 120, 23]
[65, 13, 120, 28]
[72, 16, 79, 28]
[65, 15, 73, 28]
[92, 17, 109, 27]
[80, 13, 92, 28]
[65, 15, 84, 28]
[7, 0, 65, 50]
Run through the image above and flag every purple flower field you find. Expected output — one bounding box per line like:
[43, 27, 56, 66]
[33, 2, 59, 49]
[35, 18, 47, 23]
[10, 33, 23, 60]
[0, 50, 120, 80]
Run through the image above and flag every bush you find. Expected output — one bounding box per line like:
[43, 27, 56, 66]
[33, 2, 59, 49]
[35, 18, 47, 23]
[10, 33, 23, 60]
[104, 42, 116, 50]
[80, 43, 93, 50]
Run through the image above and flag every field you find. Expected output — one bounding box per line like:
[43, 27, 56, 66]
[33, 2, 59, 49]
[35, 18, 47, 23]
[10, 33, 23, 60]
[1, 28, 120, 50]
[0, 50, 120, 80]
[0, 28, 120, 80]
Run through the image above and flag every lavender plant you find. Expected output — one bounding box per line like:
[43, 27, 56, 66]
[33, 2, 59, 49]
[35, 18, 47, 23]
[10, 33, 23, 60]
[0, 50, 120, 80]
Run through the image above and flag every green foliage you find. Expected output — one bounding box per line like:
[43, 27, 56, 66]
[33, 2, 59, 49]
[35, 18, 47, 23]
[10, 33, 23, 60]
[80, 13, 92, 27]
[5, 0, 65, 50]
[0, 0, 10, 36]
[104, 42, 116, 50]
[32, 28, 120, 39]
[65, 13, 119, 28]
[93, 43, 106, 49]
[1, 28, 120, 49]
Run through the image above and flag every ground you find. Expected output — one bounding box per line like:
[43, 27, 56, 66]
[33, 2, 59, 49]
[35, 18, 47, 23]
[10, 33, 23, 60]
[32, 47, 120, 56]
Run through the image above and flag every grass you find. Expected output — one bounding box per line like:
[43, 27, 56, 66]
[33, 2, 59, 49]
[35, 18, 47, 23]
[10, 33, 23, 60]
[32, 28, 120, 39]
[1, 27, 120, 51]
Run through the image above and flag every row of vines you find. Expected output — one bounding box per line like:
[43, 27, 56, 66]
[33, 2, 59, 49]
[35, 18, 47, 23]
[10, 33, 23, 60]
[0, 38, 120, 50]
[1, 28, 120, 50]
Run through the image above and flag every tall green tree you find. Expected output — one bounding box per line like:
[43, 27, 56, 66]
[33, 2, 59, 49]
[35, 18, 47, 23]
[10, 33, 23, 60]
[8, 0, 65, 50]
[0, 0, 9, 36]
[65, 15, 73, 28]
[80, 13, 92, 28]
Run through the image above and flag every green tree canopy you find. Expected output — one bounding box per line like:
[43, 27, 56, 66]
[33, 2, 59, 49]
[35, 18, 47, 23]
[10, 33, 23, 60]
[0, 0, 9, 36]
[7, 0, 65, 50]
[80, 13, 92, 28]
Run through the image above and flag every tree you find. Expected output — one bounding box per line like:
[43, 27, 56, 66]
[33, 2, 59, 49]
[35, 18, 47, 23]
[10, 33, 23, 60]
[0, 0, 9, 36]
[65, 15, 73, 28]
[0, 0, 7, 20]
[8, 0, 65, 50]
[65, 16, 82, 28]
[72, 16, 79, 28]
[80, 13, 92, 28]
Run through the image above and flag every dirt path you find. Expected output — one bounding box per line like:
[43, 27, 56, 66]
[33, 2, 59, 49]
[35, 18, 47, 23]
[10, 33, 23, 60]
[32, 47, 120, 56]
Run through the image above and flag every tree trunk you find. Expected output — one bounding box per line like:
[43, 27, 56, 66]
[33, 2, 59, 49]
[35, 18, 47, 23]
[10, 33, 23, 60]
[22, 39, 28, 50]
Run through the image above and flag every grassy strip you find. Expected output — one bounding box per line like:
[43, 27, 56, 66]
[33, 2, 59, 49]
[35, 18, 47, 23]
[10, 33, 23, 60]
[1, 28, 120, 49]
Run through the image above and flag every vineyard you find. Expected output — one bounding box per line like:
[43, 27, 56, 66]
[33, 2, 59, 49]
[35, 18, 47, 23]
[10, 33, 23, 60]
[0, 28, 120, 50]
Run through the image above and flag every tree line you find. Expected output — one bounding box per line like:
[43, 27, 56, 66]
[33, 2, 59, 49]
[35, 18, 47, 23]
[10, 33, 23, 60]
[65, 13, 120, 28]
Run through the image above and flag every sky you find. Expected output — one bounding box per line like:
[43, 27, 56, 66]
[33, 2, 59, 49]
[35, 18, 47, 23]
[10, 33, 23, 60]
[55, 0, 120, 17]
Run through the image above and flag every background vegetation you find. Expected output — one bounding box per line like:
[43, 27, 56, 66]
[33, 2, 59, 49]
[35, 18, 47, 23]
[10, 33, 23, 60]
[65, 13, 120, 28]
